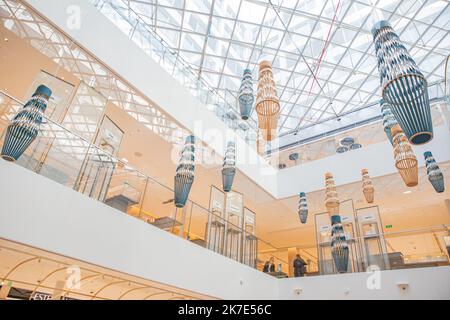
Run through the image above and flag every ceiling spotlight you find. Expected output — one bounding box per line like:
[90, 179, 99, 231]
[3, 38, 8, 42]
[403, 190, 412, 194]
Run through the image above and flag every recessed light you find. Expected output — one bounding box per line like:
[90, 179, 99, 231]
[403, 190, 412, 194]
[3, 38, 8, 42]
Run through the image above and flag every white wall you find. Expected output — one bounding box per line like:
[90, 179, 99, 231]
[1, 160, 450, 299]
[0, 160, 278, 300]
[278, 266, 450, 300]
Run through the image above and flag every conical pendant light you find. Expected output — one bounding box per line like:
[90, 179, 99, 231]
[372, 21, 433, 145]
[380, 99, 398, 145]
[174, 135, 196, 208]
[391, 124, 418, 187]
[222, 141, 236, 192]
[1, 85, 52, 162]
[324, 172, 339, 215]
[361, 169, 375, 203]
[330, 214, 349, 273]
[256, 60, 280, 141]
[298, 192, 308, 224]
[324, 172, 349, 273]
[424, 151, 445, 193]
[238, 69, 254, 120]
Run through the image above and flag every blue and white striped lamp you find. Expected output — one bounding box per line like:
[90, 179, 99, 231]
[174, 135, 196, 208]
[372, 21, 433, 145]
[331, 215, 349, 273]
[238, 69, 254, 121]
[380, 99, 398, 145]
[222, 141, 236, 192]
[424, 151, 445, 193]
[1, 85, 52, 162]
[298, 192, 308, 224]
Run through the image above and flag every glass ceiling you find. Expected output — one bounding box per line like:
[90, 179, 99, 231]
[104, 0, 449, 136]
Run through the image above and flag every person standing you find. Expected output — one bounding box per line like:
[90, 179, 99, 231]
[293, 254, 307, 277]
[263, 260, 270, 273]
[269, 257, 276, 273]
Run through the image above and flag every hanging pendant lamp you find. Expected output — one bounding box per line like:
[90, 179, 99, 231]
[372, 20, 433, 145]
[331, 214, 349, 273]
[1, 85, 52, 162]
[174, 135, 196, 208]
[391, 124, 418, 187]
[324, 172, 340, 215]
[424, 151, 445, 193]
[256, 60, 280, 141]
[222, 141, 236, 192]
[298, 192, 308, 224]
[380, 99, 398, 145]
[238, 69, 254, 121]
[324, 173, 349, 273]
[361, 169, 375, 203]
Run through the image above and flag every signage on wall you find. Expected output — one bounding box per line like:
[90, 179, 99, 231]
[104, 129, 119, 144]
[229, 204, 241, 215]
[245, 214, 255, 225]
[213, 200, 222, 210]
[385, 224, 393, 229]
[30, 291, 76, 300]
[363, 215, 375, 221]
[341, 216, 352, 223]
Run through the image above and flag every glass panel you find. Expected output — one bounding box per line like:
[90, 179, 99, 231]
[93, 116, 124, 156]
[61, 82, 107, 143]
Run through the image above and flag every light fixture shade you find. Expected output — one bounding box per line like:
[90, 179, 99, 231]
[331, 215, 349, 273]
[222, 141, 236, 192]
[174, 135, 196, 208]
[324, 172, 339, 215]
[349, 143, 362, 150]
[340, 137, 354, 147]
[298, 192, 308, 224]
[1, 85, 52, 162]
[238, 69, 254, 120]
[361, 169, 375, 203]
[336, 145, 349, 154]
[391, 124, 418, 187]
[380, 99, 398, 145]
[256, 60, 280, 141]
[289, 152, 299, 162]
[372, 20, 433, 145]
[424, 151, 445, 193]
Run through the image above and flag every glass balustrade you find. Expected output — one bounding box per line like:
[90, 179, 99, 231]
[1, 90, 448, 278]
[0, 90, 267, 271]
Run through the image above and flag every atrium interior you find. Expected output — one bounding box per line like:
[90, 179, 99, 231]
[0, 0, 449, 300]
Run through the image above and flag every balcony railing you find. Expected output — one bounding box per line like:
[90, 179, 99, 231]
[0, 90, 286, 272]
[1, 90, 449, 279]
